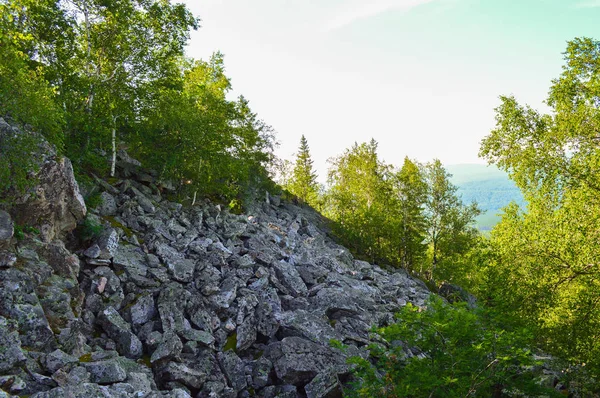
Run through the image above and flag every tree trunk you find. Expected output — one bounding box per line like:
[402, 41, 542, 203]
[110, 114, 117, 177]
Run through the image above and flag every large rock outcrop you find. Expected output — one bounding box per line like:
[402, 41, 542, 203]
[0, 117, 86, 243]
[0, 119, 432, 397]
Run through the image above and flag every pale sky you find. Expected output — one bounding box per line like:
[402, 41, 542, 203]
[180, 0, 600, 181]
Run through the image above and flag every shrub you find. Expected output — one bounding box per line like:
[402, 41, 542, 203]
[346, 296, 559, 397]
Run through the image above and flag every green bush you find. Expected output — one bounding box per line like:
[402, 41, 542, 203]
[78, 216, 103, 242]
[346, 296, 559, 397]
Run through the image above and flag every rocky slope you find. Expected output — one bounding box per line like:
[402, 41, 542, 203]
[0, 118, 431, 398]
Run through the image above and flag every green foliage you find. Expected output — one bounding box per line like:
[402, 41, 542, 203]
[479, 37, 600, 381]
[13, 224, 40, 240]
[286, 135, 319, 205]
[1, 0, 275, 205]
[78, 215, 102, 242]
[347, 297, 558, 398]
[324, 143, 480, 278]
[0, 0, 66, 143]
[393, 157, 428, 270]
[423, 160, 481, 280]
[135, 54, 275, 204]
[84, 192, 102, 210]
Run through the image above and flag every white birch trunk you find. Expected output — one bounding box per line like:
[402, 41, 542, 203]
[110, 114, 117, 177]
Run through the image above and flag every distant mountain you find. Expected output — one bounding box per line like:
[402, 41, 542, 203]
[445, 164, 525, 231]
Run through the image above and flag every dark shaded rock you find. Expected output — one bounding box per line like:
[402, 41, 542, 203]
[0, 210, 13, 248]
[129, 186, 155, 213]
[98, 307, 143, 359]
[83, 244, 101, 259]
[439, 282, 477, 308]
[39, 240, 80, 280]
[278, 310, 342, 344]
[236, 317, 257, 352]
[218, 351, 247, 393]
[179, 328, 215, 346]
[251, 357, 272, 389]
[0, 250, 16, 267]
[158, 284, 189, 334]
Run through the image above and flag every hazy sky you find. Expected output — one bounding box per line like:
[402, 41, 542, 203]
[180, 0, 600, 181]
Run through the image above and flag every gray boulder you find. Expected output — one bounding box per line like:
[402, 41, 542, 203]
[0, 316, 26, 373]
[272, 261, 308, 297]
[0, 210, 13, 249]
[218, 351, 247, 393]
[84, 359, 127, 384]
[98, 307, 143, 359]
[97, 191, 117, 216]
[265, 337, 346, 386]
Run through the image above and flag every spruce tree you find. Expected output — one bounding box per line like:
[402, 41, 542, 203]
[288, 135, 318, 204]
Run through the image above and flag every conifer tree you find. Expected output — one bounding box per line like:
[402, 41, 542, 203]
[288, 135, 318, 204]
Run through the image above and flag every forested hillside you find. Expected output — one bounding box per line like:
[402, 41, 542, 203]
[2, 0, 600, 396]
[446, 164, 525, 230]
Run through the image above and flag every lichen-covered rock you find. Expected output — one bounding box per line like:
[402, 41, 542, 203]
[304, 372, 341, 398]
[0, 316, 26, 373]
[128, 294, 156, 327]
[272, 260, 308, 297]
[44, 349, 78, 374]
[95, 228, 119, 260]
[10, 149, 86, 242]
[0, 250, 16, 267]
[98, 307, 143, 359]
[265, 337, 346, 386]
[150, 332, 182, 364]
[157, 361, 207, 390]
[218, 351, 247, 393]
[84, 359, 127, 384]
[97, 191, 117, 216]
[0, 211, 13, 249]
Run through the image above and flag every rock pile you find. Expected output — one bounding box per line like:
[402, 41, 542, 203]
[0, 118, 431, 397]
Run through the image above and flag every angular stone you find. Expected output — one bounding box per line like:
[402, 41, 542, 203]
[97, 191, 117, 216]
[39, 240, 80, 280]
[167, 258, 195, 283]
[129, 186, 155, 213]
[218, 351, 247, 393]
[265, 337, 346, 386]
[98, 307, 143, 359]
[128, 294, 156, 326]
[0, 210, 13, 248]
[236, 317, 257, 352]
[179, 328, 215, 346]
[83, 244, 101, 259]
[158, 362, 207, 390]
[0, 250, 17, 267]
[11, 152, 86, 242]
[151, 332, 182, 364]
[272, 261, 308, 297]
[84, 359, 127, 384]
[96, 228, 119, 260]
[0, 316, 26, 373]
[304, 372, 341, 398]
[45, 349, 78, 373]
[251, 357, 272, 389]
